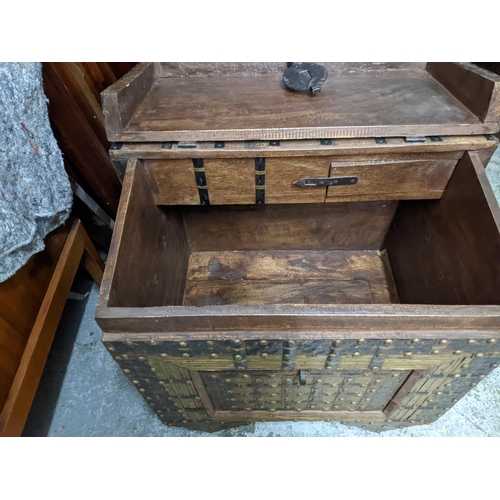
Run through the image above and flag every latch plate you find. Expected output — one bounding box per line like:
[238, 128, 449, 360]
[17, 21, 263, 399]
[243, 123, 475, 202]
[293, 176, 358, 188]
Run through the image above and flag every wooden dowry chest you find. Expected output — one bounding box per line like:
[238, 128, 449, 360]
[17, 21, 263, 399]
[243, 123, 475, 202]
[96, 62, 500, 433]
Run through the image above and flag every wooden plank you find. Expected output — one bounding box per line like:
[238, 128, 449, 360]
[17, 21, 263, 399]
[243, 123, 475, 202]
[266, 157, 330, 203]
[110, 136, 498, 160]
[96, 304, 500, 335]
[203, 159, 255, 205]
[145, 159, 199, 205]
[101, 62, 156, 141]
[184, 279, 396, 306]
[102, 328, 500, 343]
[0, 318, 26, 411]
[190, 370, 215, 417]
[326, 158, 458, 201]
[384, 370, 425, 416]
[186, 250, 395, 282]
[183, 250, 399, 306]
[182, 202, 398, 252]
[427, 62, 500, 123]
[0, 222, 69, 343]
[156, 62, 426, 78]
[47, 63, 109, 149]
[43, 64, 121, 217]
[105, 160, 190, 308]
[387, 151, 500, 305]
[113, 68, 497, 142]
[213, 409, 385, 422]
[0, 220, 85, 436]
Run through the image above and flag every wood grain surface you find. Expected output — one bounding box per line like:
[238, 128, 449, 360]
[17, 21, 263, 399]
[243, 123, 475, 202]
[427, 62, 500, 123]
[326, 157, 458, 201]
[0, 219, 105, 436]
[387, 151, 500, 305]
[0, 223, 69, 410]
[183, 250, 399, 306]
[155, 62, 426, 78]
[111, 136, 497, 161]
[106, 160, 190, 307]
[181, 202, 397, 252]
[102, 66, 500, 141]
[146, 159, 199, 205]
[203, 159, 255, 205]
[266, 157, 331, 203]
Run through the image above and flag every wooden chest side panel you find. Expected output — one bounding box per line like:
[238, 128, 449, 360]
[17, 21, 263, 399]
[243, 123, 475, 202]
[103, 337, 500, 432]
[387, 151, 500, 305]
[107, 161, 190, 307]
[181, 202, 398, 252]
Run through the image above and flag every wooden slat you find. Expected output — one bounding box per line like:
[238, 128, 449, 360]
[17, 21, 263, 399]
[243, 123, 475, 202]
[186, 250, 394, 282]
[213, 409, 386, 422]
[182, 202, 398, 252]
[96, 303, 500, 336]
[183, 250, 398, 306]
[110, 136, 498, 161]
[184, 279, 397, 306]
[189, 370, 215, 417]
[47, 63, 109, 149]
[43, 63, 121, 217]
[156, 62, 426, 78]
[0, 318, 25, 411]
[0, 223, 68, 342]
[384, 370, 425, 416]
[0, 219, 101, 436]
[387, 151, 500, 305]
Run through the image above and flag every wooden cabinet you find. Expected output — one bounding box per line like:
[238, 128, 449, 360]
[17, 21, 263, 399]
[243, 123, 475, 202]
[96, 62, 500, 433]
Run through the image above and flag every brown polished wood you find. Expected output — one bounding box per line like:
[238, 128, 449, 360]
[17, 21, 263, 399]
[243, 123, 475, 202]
[102, 63, 500, 142]
[0, 219, 104, 436]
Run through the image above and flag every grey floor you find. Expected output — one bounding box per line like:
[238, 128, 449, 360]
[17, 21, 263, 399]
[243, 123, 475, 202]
[23, 148, 500, 437]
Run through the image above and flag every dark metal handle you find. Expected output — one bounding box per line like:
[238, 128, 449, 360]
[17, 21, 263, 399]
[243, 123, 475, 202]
[293, 176, 358, 188]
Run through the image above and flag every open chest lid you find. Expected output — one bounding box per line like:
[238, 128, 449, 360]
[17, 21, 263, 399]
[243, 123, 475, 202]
[102, 62, 500, 143]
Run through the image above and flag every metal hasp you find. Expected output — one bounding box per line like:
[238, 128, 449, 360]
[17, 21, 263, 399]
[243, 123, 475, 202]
[294, 176, 358, 188]
[299, 370, 307, 386]
[283, 62, 328, 95]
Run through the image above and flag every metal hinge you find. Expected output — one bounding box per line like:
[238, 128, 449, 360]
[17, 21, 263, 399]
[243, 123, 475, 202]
[178, 141, 197, 149]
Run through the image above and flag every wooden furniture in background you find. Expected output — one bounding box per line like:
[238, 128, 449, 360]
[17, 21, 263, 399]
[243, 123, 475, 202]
[96, 63, 500, 433]
[42, 63, 136, 219]
[0, 219, 104, 437]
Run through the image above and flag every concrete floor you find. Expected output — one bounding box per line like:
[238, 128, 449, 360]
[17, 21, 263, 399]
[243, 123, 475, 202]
[23, 148, 500, 437]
